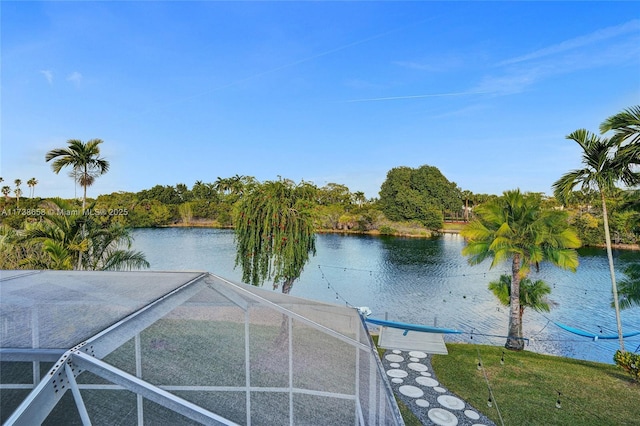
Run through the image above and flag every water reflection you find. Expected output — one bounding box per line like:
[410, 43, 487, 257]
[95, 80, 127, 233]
[131, 228, 640, 364]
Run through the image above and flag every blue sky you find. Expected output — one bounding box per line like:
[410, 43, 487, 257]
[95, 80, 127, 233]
[2, 1, 639, 200]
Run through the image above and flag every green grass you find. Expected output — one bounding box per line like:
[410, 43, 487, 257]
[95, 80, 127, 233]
[441, 221, 466, 232]
[431, 343, 640, 426]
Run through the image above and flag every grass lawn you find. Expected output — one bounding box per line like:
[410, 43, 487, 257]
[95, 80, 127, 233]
[431, 343, 640, 426]
[441, 221, 466, 232]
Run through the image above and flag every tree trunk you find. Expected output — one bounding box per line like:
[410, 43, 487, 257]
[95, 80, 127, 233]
[82, 164, 88, 212]
[506, 254, 524, 350]
[464, 199, 469, 222]
[282, 277, 294, 295]
[273, 277, 295, 347]
[77, 166, 88, 271]
[601, 191, 625, 351]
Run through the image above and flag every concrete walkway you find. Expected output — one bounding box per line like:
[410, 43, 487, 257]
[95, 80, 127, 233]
[381, 348, 496, 426]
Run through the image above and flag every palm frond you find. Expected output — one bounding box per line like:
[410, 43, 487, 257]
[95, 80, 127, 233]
[617, 263, 640, 310]
[100, 250, 150, 271]
[600, 105, 640, 147]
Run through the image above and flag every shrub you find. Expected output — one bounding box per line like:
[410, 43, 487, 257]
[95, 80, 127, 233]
[614, 350, 640, 382]
[379, 225, 397, 235]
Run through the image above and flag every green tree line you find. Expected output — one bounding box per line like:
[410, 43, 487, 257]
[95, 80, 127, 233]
[2, 170, 638, 244]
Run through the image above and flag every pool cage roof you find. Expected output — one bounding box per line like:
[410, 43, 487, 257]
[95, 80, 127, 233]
[0, 270, 403, 425]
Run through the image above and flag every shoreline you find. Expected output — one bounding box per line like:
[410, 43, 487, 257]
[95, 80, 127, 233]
[160, 222, 640, 250]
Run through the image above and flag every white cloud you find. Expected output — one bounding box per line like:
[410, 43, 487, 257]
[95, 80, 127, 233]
[474, 20, 640, 96]
[67, 71, 83, 87]
[473, 68, 541, 96]
[40, 70, 53, 84]
[498, 19, 640, 66]
[345, 90, 491, 103]
[393, 56, 464, 73]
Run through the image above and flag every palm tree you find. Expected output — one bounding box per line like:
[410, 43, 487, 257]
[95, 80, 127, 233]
[45, 139, 110, 211]
[461, 190, 473, 222]
[461, 189, 580, 350]
[1, 186, 10, 200]
[489, 275, 554, 338]
[553, 129, 633, 351]
[27, 178, 38, 198]
[14, 179, 22, 207]
[13, 188, 22, 207]
[22, 198, 149, 271]
[601, 104, 639, 307]
[353, 191, 366, 207]
[214, 177, 232, 194]
[234, 179, 316, 294]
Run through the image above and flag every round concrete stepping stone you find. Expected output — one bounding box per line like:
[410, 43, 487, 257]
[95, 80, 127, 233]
[407, 362, 428, 372]
[391, 378, 403, 384]
[416, 376, 439, 387]
[386, 369, 408, 378]
[399, 385, 424, 398]
[385, 354, 404, 363]
[421, 372, 432, 377]
[392, 350, 402, 354]
[410, 357, 419, 362]
[428, 408, 458, 426]
[390, 363, 400, 368]
[464, 410, 480, 420]
[438, 395, 465, 410]
[409, 351, 427, 358]
[416, 399, 430, 408]
[433, 386, 447, 393]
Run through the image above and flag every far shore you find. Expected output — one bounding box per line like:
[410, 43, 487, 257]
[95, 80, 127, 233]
[160, 220, 640, 251]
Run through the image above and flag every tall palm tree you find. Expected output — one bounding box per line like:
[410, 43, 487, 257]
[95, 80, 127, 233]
[601, 106, 639, 268]
[14, 179, 22, 207]
[353, 191, 366, 207]
[461, 190, 580, 350]
[13, 188, 22, 207]
[27, 178, 38, 198]
[489, 275, 554, 338]
[461, 190, 473, 221]
[214, 177, 232, 194]
[553, 129, 633, 351]
[45, 139, 110, 211]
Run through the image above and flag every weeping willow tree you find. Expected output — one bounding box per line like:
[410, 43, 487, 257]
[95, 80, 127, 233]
[234, 179, 317, 294]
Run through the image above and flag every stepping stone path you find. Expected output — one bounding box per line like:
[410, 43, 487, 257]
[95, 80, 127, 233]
[383, 349, 496, 426]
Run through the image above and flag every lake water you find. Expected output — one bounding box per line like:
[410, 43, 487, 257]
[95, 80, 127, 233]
[131, 228, 640, 364]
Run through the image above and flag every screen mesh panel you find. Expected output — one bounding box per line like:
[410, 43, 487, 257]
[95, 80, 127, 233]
[1, 271, 403, 425]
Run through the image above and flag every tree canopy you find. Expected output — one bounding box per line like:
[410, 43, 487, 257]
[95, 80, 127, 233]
[14, 198, 149, 271]
[378, 165, 462, 229]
